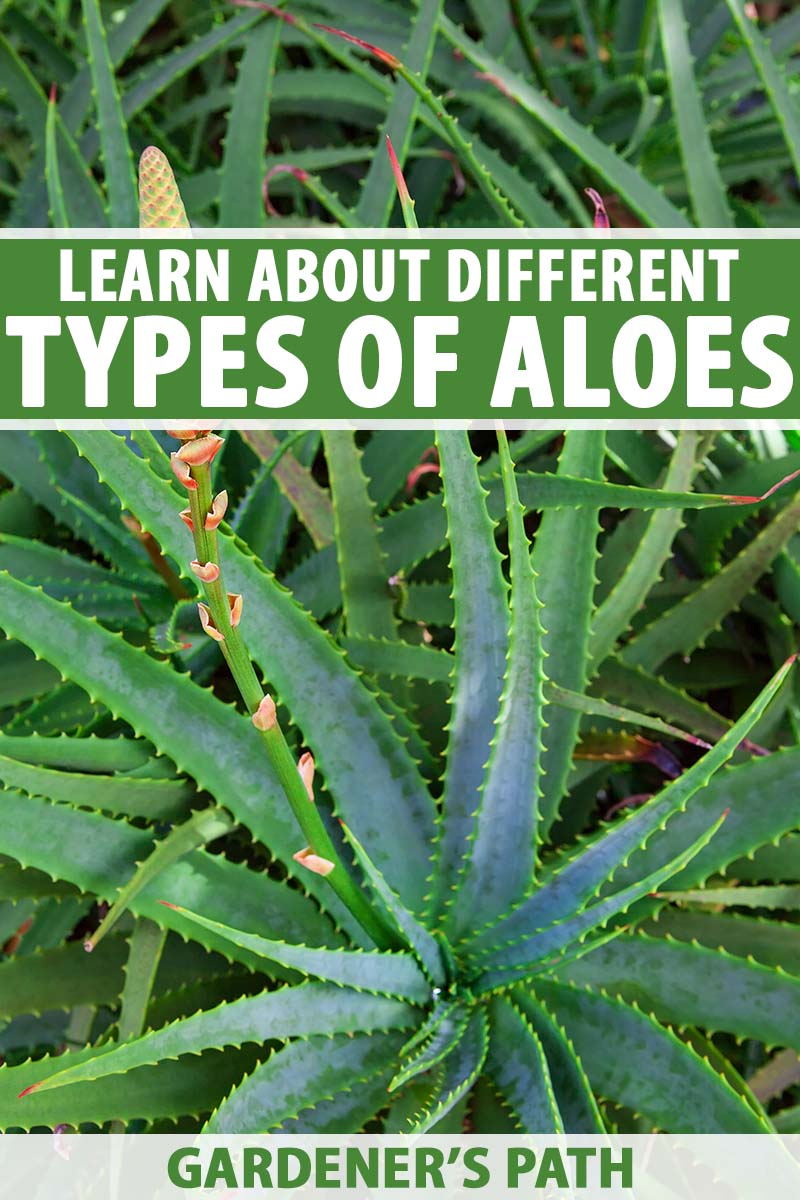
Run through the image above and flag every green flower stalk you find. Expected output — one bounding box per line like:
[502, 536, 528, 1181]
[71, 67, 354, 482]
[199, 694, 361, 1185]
[167, 430, 395, 950]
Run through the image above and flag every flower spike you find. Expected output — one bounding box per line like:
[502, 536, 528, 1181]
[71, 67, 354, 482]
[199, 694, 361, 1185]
[190, 560, 220, 583]
[205, 490, 228, 531]
[293, 846, 335, 877]
[197, 603, 224, 642]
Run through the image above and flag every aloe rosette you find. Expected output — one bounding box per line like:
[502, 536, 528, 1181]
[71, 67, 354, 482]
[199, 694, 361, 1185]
[0, 415, 799, 1133]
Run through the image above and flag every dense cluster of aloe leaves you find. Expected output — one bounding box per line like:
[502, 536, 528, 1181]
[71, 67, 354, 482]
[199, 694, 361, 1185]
[0, 421, 800, 1133]
[2, 0, 800, 1140]
[1, 0, 799, 228]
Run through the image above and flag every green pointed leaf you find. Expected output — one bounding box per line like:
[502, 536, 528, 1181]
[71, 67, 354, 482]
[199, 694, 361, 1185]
[81, 0, 138, 225]
[0, 862, 78, 902]
[355, 0, 443, 227]
[431, 432, 507, 922]
[642, 909, 800, 974]
[117, 919, 167, 1043]
[533, 432, 605, 834]
[0, 755, 192, 821]
[324, 431, 397, 640]
[84, 808, 235, 949]
[559, 932, 800, 1048]
[0, 1045, 262, 1131]
[485, 997, 563, 1132]
[606, 747, 800, 910]
[0, 791, 339, 967]
[12, 0, 172, 227]
[592, 656, 734, 745]
[162, 904, 431, 1004]
[450, 431, 546, 936]
[535, 979, 768, 1132]
[45, 85, 70, 227]
[345, 826, 446, 987]
[205, 1031, 405, 1134]
[658, 0, 733, 226]
[510, 992, 604, 1133]
[0, 936, 127, 1020]
[469, 658, 792, 957]
[390, 1003, 471, 1092]
[0, 732, 151, 774]
[590, 431, 703, 669]
[659, 884, 800, 910]
[407, 1007, 488, 1134]
[476, 810, 725, 987]
[0, 34, 106, 227]
[218, 17, 281, 227]
[342, 636, 452, 683]
[622, 498, 800, 671]
[20, 983, 419, 1097]
[0, 571, 354, 931]
[241, 430, 333, 550]
[722, 0, 800, 184]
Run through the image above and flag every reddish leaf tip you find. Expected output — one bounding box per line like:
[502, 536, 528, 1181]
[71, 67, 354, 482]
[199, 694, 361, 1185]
[313, 23, 400, 67]
[18, 1084, 41, 1099]
[262, 164, 310, 217]
[585, 187, 610, 229]
[386, 135, 410, 201]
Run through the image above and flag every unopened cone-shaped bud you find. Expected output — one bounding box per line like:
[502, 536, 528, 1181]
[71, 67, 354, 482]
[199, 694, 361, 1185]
[298, 752, 315, 802]
[252, 695, 277, 731]
[197, 602, 224, 642]
[179, 508, 194, 532]
[171, 454, 196, 490]
[228, 592, 243, 627]
[190, 560, 220, 583]
[176, 434, 224, 467]
[293, 846, 335, 877]
[166, 428, 215, 441]
[205, 490, 228, 530]
[139, 147, 190, 230]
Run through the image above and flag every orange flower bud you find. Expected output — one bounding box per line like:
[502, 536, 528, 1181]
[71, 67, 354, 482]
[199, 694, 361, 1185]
[205, 490, 228, 531]
[197, 602, 224, 642]
[298, 752, 315, 802]
[190, 560, 220, 583]
[252, 695, 277, 731]
[179, 508, 194, 532]
[171, 454, 196, 490]
[176, 434, 224, 467]
[166, 428, 216, 441]
[293, 846, 335, 877]
[228, 592, 243, 627]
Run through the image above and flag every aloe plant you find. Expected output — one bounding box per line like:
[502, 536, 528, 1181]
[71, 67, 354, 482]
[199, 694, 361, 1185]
[3, 0, 800, 1139]
[1, 416, 800, 1133]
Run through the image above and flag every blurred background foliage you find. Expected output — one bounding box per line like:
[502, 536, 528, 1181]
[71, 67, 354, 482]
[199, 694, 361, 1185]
[0, 0, 798, 230]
